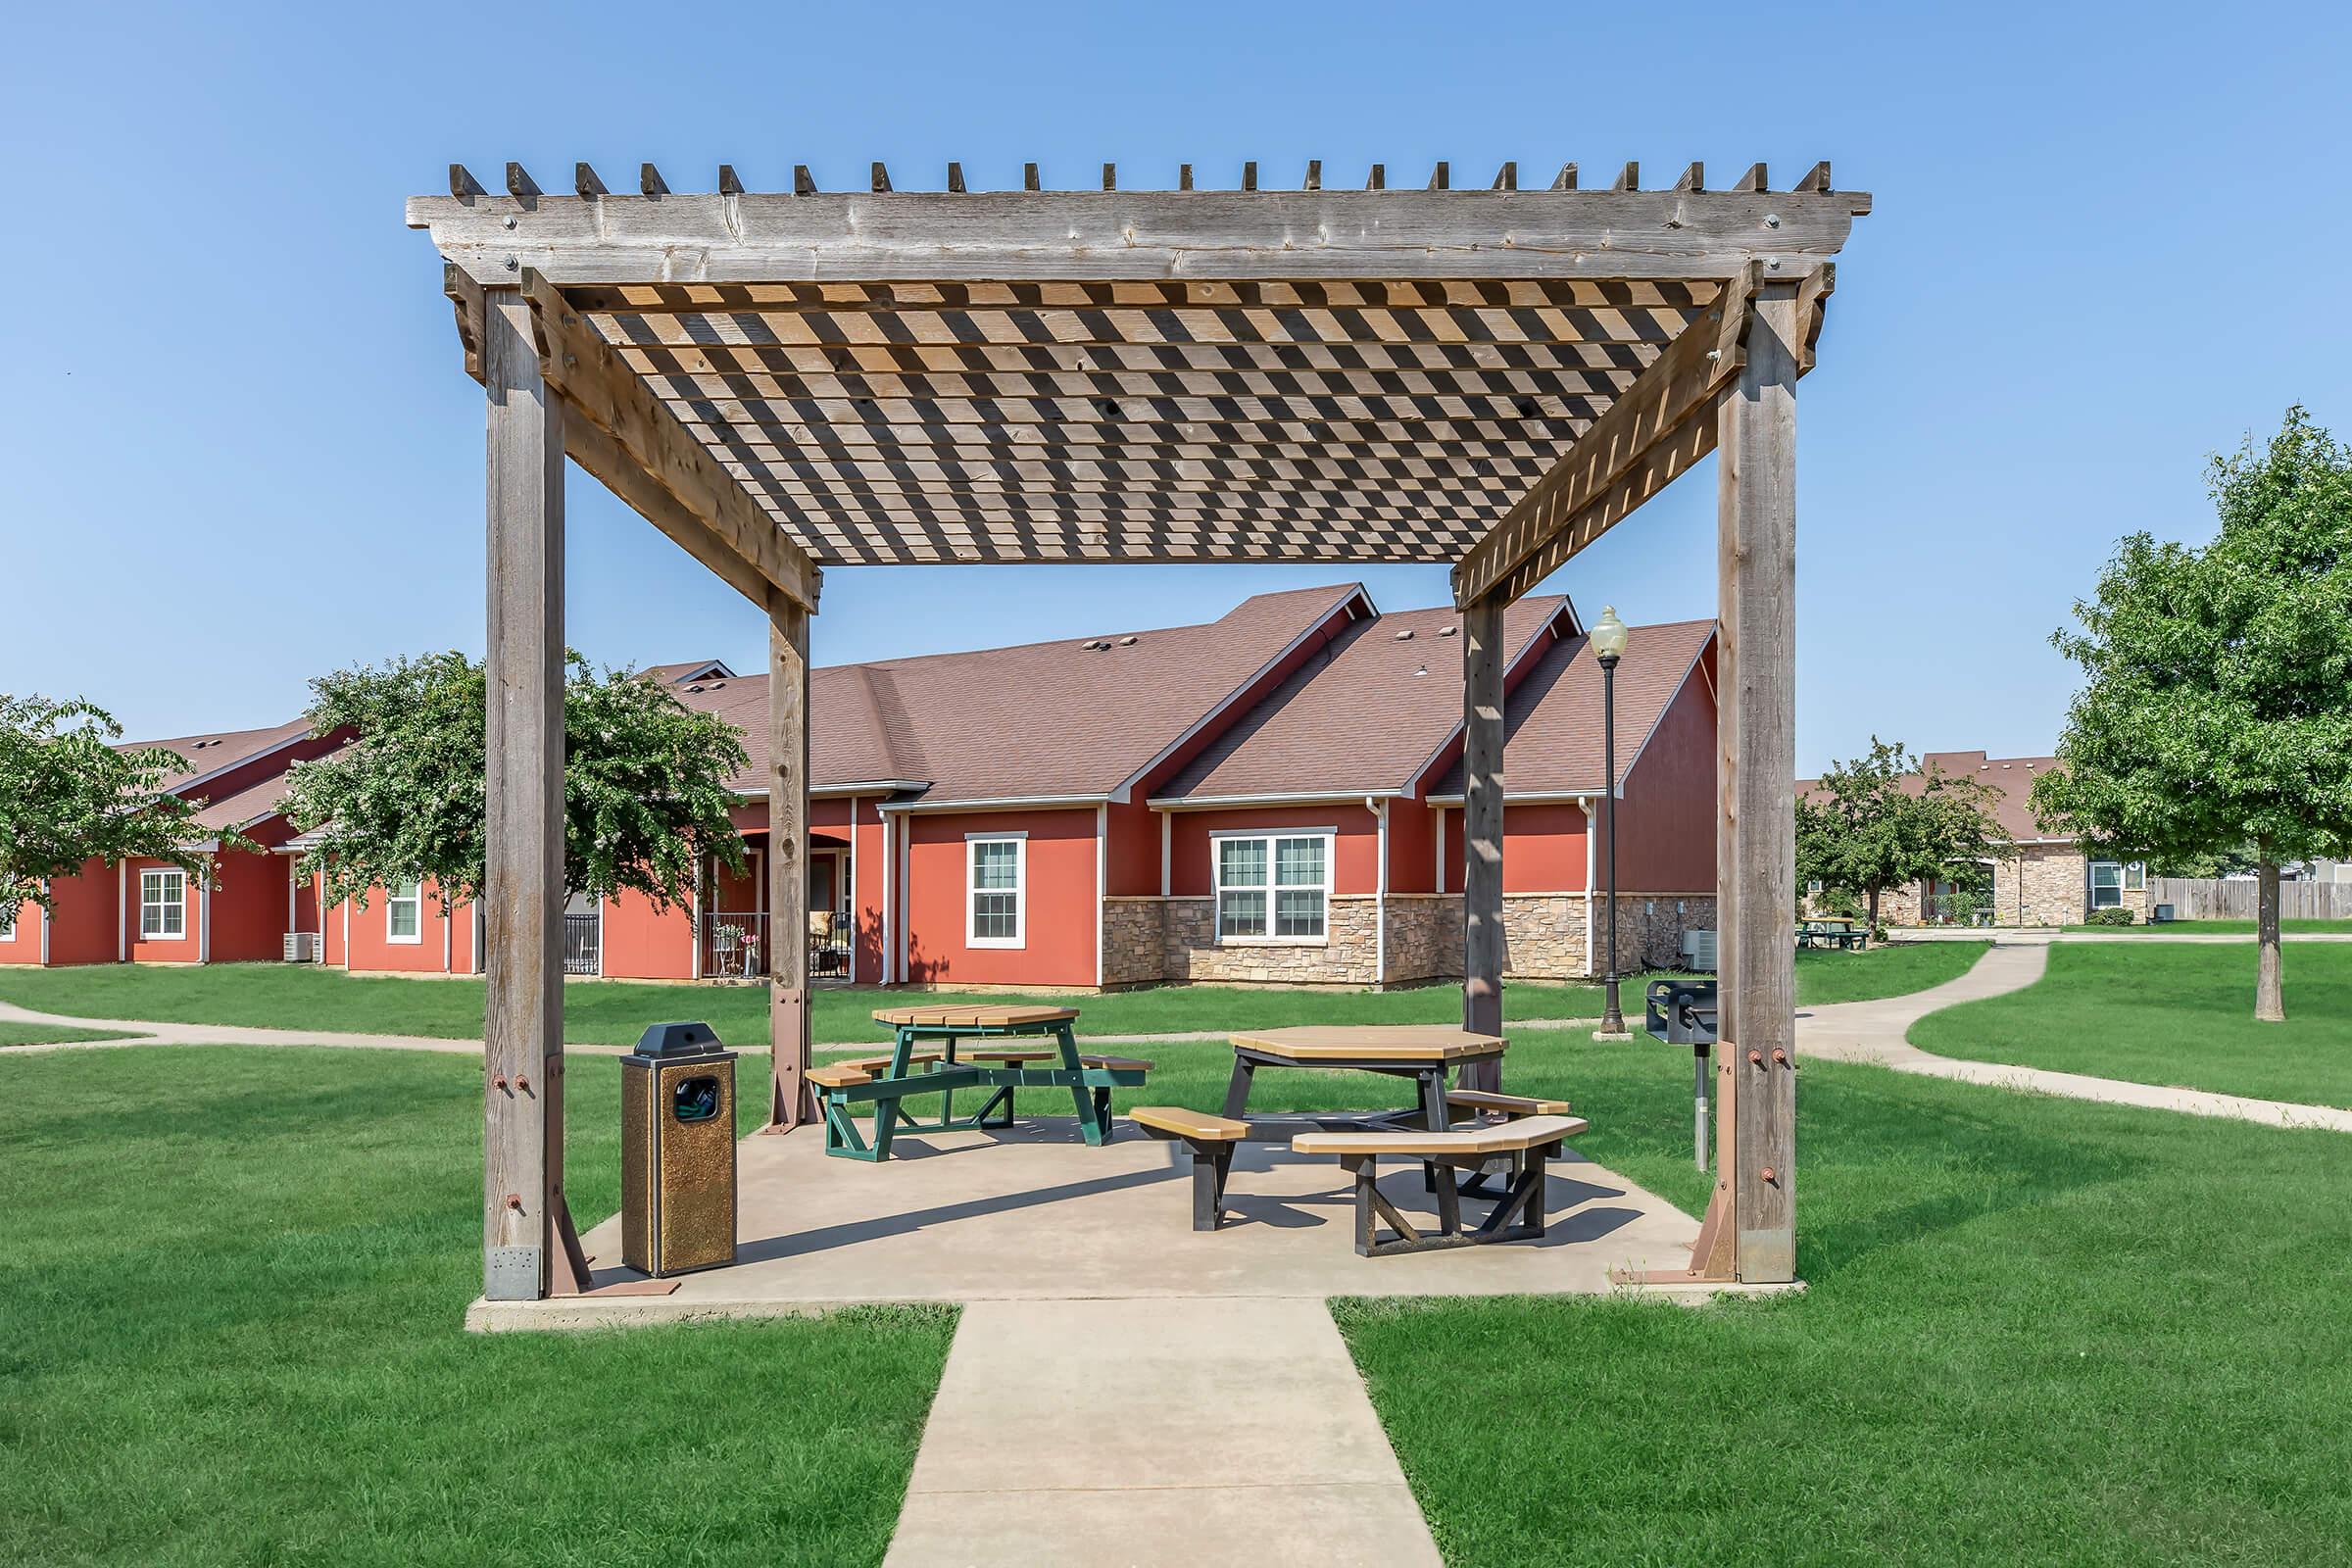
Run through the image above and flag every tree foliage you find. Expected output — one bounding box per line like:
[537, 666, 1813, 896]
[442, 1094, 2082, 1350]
[284, 653, 749, 911]
[2031, 407, 2352, 1019]
[0, 694, 250, 909]
[2030, 407, 2352, 871]
[1796, 738, 2008, 931]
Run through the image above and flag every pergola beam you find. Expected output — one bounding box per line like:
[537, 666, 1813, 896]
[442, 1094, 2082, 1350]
[515, 270, 818, 612]
[1451, 263, 1772, 609]
[410, 188, 1865, 287]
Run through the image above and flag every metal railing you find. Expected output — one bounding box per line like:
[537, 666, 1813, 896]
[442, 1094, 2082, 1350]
[696, 910, 853, 980]
[563, 913, 601, 976]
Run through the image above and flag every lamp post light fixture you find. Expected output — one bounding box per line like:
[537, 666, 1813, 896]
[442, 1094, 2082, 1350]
[1590, 606, 1632, 1039]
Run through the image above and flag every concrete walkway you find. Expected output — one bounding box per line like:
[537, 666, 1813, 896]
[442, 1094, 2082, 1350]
[887, 1298, 1439, 1568]
[1799, 942, 2352, 1133]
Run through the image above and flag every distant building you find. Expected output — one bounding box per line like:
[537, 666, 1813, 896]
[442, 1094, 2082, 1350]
[1797, 750, 2149, 927]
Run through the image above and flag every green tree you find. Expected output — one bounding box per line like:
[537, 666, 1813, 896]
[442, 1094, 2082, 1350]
[284, 652, 748, 912]
[1796, 738, 2008, 938]
[2033, 408, 2352, 1022]
[0, 694, 252, 911]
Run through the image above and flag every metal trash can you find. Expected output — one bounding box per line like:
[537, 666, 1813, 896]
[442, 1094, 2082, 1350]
[620, 1021, 738, 1277]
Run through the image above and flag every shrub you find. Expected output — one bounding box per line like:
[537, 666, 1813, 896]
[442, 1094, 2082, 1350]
[2086, 906, 2137, 926]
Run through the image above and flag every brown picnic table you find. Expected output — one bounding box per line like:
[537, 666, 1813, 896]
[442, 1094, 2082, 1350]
[1219, 1024, 1507, 1141]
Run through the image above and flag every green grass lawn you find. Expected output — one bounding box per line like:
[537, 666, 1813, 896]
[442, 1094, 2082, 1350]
[0, 945, 1975, 1049]
[1333, 1043, 2352, 1565]
[0, 1045, 953, 1566]
[0, 1021, 141, 1047]
[1911, 941, 2352, 1109]
[2059, 918, 2352, 933]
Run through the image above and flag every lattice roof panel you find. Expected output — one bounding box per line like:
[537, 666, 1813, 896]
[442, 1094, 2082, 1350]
[413, 163, 1865, 570]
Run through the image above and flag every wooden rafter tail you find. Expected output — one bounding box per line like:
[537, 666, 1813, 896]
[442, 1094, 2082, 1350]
[1733, 161, 1767, 193]
[1451, 260, 1764, 609]
[871, 161, 892, 193]
[947, 161, 966, 193]
[794, 164, 816, 196]
[505, 162, 540, 201]
[1178, 163, 1194, 191]
[1102, 162, 1115, 191]
[1302, 159, 1321, 191]
[1022, 162, 1041, 191]
[1428, 160, 1449, 190]
[718, 164, 745, 197]
[1243, 161, 1258, 192]
[574, 161, 607, 200]
[1365, 162, 1385, 191]
[1551, 162, 1577, 190]
[1613, 160, 1638, 192]
[640, 162, 667, 197]
[1674, 161, 1702, 193]
[449, 163, 485, 201]
[517, 269, 817, 612]
[1493, 161, 1516, 191]
[1792, 160, 1831, 192]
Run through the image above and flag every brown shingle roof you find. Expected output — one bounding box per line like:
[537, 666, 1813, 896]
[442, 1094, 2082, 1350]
[1432, 619, 1717, 799]
[1155, 598, 1572, 802]
[1797, 750, 2064, 843]
[672, 583, 1366, 804]
[125, 719, 316, 796]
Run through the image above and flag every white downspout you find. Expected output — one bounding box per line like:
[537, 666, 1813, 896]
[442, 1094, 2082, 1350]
[1159, 809, 1171, 897]
[1581, 797, 1597, 979]
[690, 855, 704, 981]
[118, 861, 127, 961]
[198, 865, 212, 965]
[896, 808, 912, 984]
[1369, 796, 1387, 987]
[1096, 804, 1108, 989]
[845, 795, 859, 984]
[39, 881, 52, 966]
[880, 807, 896, 985]
[442, 887, 454, 973]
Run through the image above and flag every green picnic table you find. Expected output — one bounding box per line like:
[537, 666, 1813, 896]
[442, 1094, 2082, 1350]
[809, 1004, 1152, 1162]
[1800, 919, 1867, 951]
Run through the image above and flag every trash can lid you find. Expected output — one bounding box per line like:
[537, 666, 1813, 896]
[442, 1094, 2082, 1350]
[633, 1020, 727, 1057]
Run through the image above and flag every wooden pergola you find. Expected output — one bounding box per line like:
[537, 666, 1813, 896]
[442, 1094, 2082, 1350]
[410, 157, 1866, 1300]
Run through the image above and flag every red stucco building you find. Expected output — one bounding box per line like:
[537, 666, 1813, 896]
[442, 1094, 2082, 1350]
[4, 584, 1718, 988]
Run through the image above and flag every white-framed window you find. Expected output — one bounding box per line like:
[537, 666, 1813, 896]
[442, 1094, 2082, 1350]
[2089, 861, 2124, 909]
[386, 880, 423, 944]
[141, 869, 187, 940]
[965, 834, 1025, 949]
[2124, 861, 2146, 891]
[1214, 830, 1332, 943]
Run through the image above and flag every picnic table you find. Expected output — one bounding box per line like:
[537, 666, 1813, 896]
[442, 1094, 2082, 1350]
[1799, 919, 1867, 952]
[1219, 1025, 1507, 1141]
[810, 1004, 1151, 1162]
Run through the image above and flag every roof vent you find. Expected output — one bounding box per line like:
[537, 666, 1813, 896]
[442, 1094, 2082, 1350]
[1080, 639, 1112, 651]
[686, 684, 704, 693]
[1438, 625, 1457, 637]
[1119, 636, 1138, 646]
[1393, 628, 1415, 641]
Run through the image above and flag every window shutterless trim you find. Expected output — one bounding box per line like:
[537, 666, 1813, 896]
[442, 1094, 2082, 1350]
[139, 868, 188, 941]
[385, 880, 425, 945]
[964, 831, 1027, 950]
[1211, 827, 1334, 946]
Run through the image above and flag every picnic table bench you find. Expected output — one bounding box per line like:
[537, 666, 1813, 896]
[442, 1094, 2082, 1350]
[1799, 919, 1868, 951]
[1294, 1113, 1590, 1256]
[812, 1004, 1152, 1162]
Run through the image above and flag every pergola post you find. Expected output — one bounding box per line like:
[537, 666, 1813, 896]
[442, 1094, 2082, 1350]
[767, 593, 814, 1128]
[481, 289, 572, 1300]
[1714, 279, 1802, 1283]
[1459, 595, 1506, 1090]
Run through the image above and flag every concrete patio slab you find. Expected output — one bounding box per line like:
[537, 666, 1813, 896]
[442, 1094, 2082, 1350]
[468, 1117, 1726, 1330]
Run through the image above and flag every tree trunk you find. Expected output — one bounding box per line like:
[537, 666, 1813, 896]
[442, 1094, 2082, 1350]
[2255, 856, 2284, 1023]
[1865, 886, 1881, 948]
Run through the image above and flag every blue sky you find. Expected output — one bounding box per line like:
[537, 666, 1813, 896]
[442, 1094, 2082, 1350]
[6, 2, 2345, 772]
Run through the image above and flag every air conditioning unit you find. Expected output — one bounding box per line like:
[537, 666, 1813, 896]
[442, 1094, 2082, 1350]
[283, 932, 320, 963]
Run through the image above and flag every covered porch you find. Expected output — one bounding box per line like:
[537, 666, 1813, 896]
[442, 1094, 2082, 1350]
[410, 156, 1863, 1303]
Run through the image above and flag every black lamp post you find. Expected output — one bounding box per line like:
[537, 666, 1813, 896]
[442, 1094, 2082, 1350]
[1591, 606, 1630, 1036]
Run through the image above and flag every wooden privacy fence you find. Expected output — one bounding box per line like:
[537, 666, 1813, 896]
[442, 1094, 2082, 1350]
[2148, 877, 2352, 920]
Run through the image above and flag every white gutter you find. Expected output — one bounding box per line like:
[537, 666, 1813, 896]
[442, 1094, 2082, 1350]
[895, 793, 1110, 813]
[1426, 788, 1596, 808]
[1150, 789, 1406, 809]
[1371, 797, 1388, 986]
